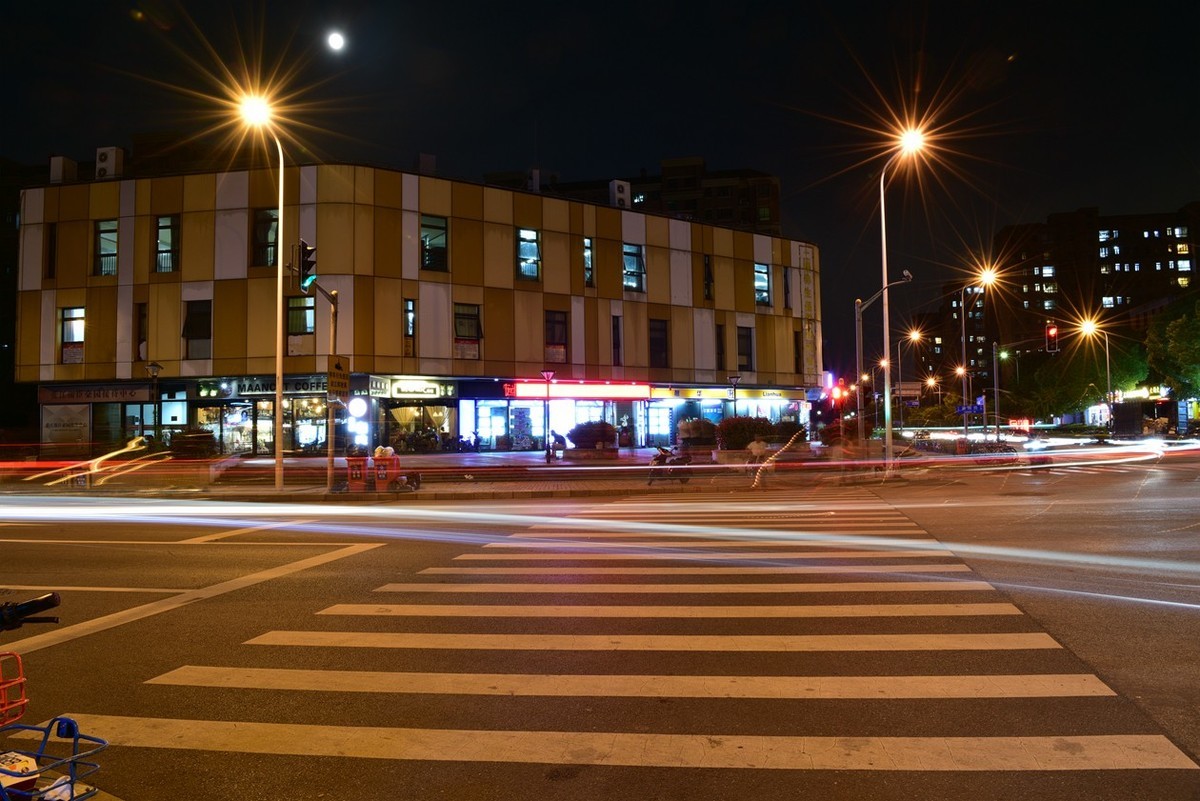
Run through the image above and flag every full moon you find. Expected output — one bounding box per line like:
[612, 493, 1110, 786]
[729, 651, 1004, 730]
[327, 31, 345, 51]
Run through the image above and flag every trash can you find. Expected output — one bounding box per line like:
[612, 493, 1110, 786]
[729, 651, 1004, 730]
[373, 455, 401, 490]
[346, 457, 369, 492]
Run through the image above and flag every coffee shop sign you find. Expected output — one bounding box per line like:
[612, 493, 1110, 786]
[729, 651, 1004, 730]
[235, 376, 328, 395]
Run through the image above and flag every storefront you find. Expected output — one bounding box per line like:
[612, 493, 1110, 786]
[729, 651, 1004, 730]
[647, 385, 813, 446]
[364, 375, 459, 452]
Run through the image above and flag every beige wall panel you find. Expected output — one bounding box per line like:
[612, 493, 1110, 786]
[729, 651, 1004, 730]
[16, 293, 41, 371]
[57, 221, 89, 288]
[581, 203, 595, 237]
[483, 287, 516, 363]
[374, 207, 403, 279]
[59, 185, 89, 222]
[354, 204, 375, 276]
[733, 260, 754, 312]
[353, 166, 374, 205]
[483, 187, 513, 224]
[569, 202, 585, 235]
[132, 215, 151, 284]
[373, 279, 405, 357]
[542, 230, 570, 295]
[624, 301, 648, 368]
[543, 197, 569, 233]
[594, 238, 622, 297]
[711, 226, 733, 258]
[512, 192, 541, 230]
[316, 204, 354, 278]
[512, 290, 543, 363]
[212, 281, 248, 361]
[182, 211, 215, 282]
[452, 182, 484, 220]
[133, 179, 151, 217]
[712, 256, 736, 311]
[757, 313, 778, 375]
[38, 187, 56, 223]
[151, 176, 184, 215]
[452, 284, 484, 305]
[148, 283, 182, 363]
[248, 168, 279, 208]
[183, 173, 216, 212]
[314, 165, 355, 204]
[596, 207, 621, 241]
[352, 276, 376, 365]
[418, 176, 453, 216]
[419, 282, 452, 360]
[733, 231, 754, 262]
[242, 277, 274, 360]
[452, 217, 484, 286]
[88, 182, 120, 220]
[645, 215, 669, 248]
[375, 170, 403, 209]
[584, 296, 600, 366]
[670, 308, 694, 370]
[645, 245, 670, 305]
[482, 222, 515, 289]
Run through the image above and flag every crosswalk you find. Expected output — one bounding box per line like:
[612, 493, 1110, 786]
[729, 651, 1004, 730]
[48, 488, 1200, 792]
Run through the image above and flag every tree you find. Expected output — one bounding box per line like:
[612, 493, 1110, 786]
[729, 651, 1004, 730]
[1147, 299, 1200, 399]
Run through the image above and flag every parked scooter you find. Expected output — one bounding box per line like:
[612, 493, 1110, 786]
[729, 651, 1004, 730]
[647, 445, 692, 485]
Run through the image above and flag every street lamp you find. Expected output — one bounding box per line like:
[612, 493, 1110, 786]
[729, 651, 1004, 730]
[879, 130, 925, 467]
[895, 329, 921, 432]
[145, 361, 163, 444]
[240, 94, 286, 491]
[925, 375, 942, 405]
[1079, 318, 1112, 423]
[540, 370, 555, 458]
[958, 266, 997, 437]
[854, 270, 913, 446]
[729, 374, 741, 417]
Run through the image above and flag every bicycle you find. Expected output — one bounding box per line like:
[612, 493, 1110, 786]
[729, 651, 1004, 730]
[1, 593, 107, 800]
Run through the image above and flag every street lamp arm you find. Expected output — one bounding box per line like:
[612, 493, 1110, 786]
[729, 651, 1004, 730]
[857, 272, 914, 313]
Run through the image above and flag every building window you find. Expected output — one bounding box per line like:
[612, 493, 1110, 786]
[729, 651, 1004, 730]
[783, 270, 791, 309]
[403, 298, 416, 356]
[1179, 260, 1192, 272]
[135, 302, 148, 361]
[583, 237, 594, 287]
[183, 300, 212, 359]
[454, 303, 481, 359]
[60, 306, 85, 364]
[1041, 265, 1055, 277]
[94, 219, 117, 276]
[703, 255, 714, 300]
[517, 228, 540, 280]
[612, 315, 622, 366]
[1042, 299, 1056, 311]
[545, 310, 568, 363]
[716, 323, 726, 370]
[45, 223, 57, 279]
[1179, 277, 1191, 288]
[252, 209, 278, 267]
[754, 263, 771, 305]
[1178, 243, 1191, 255]
[420, 215, 448, 271]
[155, 215, 180, 273]
[737, 326, 754, 371]
[288, 296, 315, 335]
[622, 243, 646, 292]
[648, 318, 669, 368]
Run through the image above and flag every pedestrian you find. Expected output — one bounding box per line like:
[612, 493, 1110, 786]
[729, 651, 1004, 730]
[748, 436, 768, 464]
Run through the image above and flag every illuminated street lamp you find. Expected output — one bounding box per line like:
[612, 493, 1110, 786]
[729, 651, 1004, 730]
[895, 329, 921, 432]
[729, 374, 741, 417]
[240, 95, 286, 490]
[878, 129, 924, 467]
[925, 375, 942, 405]
[1079, 318, 1112, 422]
[854, 270, 912, 446]
[958, 266, 997, 437]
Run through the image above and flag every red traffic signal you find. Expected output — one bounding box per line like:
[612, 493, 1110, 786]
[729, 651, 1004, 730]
[1045, 322, 1059, 352]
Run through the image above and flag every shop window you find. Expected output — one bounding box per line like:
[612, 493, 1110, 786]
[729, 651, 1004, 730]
[612, 315, 622, 366]
[623, 243, 646, 292]
[517, 228, 540, 280]
[155, 215, 180, 273]
[545, 310, 567, 363]
[737, 325, 754, 371]
[182, 299, 212, 359]
[454, 303, 482, 359]
[252, 208, 278, 267]
[754, 263, 771, 305]
[649, 318, 669, 368]
[420, 215, 448, 271]
[94, 219, 117, 276]
[583, 237, 594, 287]
[60, 306, 84, 364]
[288, 296, 315, 335]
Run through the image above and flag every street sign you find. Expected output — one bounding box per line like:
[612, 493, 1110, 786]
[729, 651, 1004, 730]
[327, 355, 350, 400]
[956, 404, 984, 414]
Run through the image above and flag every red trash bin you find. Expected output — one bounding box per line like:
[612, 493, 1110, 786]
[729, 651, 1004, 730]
[346, 457, 369, 492]
[373, 455, 401, 490]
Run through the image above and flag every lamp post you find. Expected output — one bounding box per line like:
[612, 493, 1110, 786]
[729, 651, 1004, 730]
[1080, 318, 1112, 424]
[729, 374, 741, 417]
[145, 361, 163, 444]
[895, 329, 921, 433]
[854, 271, 913, 446]
[540, 370, 555, 458]
[240, 95, 286, 491]
[958, 267, 997, 438]
[991, 340, 1001, 440]
[925, 375, 941, 405]
[878, 130, 924, 467]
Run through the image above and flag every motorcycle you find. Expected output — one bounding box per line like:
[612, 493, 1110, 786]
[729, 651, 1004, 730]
[647, 446, 692, 485]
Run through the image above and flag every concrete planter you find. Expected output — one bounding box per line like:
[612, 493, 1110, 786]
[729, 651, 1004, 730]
[562, 448, 620, 461]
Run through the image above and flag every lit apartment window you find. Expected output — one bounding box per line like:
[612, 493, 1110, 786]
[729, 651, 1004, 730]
[403, 298, 416, 357]
[1042, 265, 1055, 277]
[252, 209, 278, 267]
[544, 310, 567, 364]
[648, 318, 669, 368]
[583, 237, 594, 287]
[61, 306, 85, 363]
[155, 215, 180, 273]
[420, 215, 448, 271]
[1043, 299, 1056, 311]
[94, 219, 118, 276]
[737, 326, 754, 371]
[1179, 277, 1191, 288]
[182, 300, 212, 359]
[1179, 260, 1192, 272]
[453, 303, 482, 359]
[288, 296, 315, 335]
[623, 244, 646, 292]
[517, 228, 540, 280]
[754, 263, 771, 305]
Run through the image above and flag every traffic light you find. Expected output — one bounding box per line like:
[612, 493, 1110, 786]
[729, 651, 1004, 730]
[298, 239, 317, 293]
[1045, 322, 1059, 352]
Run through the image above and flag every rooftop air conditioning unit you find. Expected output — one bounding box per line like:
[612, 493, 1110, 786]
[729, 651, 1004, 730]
[95, 146, 124, 179]
[609, 179, 631, 209]
[49, 156, 77, 184]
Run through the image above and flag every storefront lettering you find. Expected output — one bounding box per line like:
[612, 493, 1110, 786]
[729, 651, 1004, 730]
[236, 377, 329, 395]
[39, 386, 150, 403]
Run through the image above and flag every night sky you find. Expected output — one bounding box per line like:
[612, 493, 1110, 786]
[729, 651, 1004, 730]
[10, 1, 1200, 378]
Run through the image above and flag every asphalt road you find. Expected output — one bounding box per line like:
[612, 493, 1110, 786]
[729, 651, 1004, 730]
[0, 455, 1197, 800]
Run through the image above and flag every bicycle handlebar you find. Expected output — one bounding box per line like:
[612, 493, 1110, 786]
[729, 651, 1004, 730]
[0, 592, 61, 631]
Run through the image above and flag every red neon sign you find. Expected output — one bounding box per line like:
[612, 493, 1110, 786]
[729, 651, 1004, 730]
[506, 382, 651, 400]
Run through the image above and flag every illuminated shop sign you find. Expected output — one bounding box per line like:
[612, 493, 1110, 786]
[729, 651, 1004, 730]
[39, 384, 151, 403]
[234, 376, 328, 395]
[649, 387, 805, 400]
[391, 379, 455, 399]
[506, 382, 651, 400]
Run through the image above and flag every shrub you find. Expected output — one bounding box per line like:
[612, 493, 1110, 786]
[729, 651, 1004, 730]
[716, 416, 775, 450]
[772, 420, 806, 443]
[566, 420, 617, 449]
[677, 417, 717, 445]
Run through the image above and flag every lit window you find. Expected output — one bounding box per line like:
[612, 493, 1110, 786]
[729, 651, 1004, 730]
[1113, 245, 1121, 255]
[453, 303, 482, 359]
[1033, 266, 1041, 276]
[420, 215, 448, 271]
[1099, 247, 1109, 258]
[155, 215, 179, 273]
[516, 229, 540, 280]
[1179, 277, 1191, 288]
[583, 237, 594, 287]
[633, 193, 645, 204]
[1102, 296, 1115, 308]
[404, 299, 416, 338]
[544, 310, 567, 364]
[1179, 260, 1192, 272]
[622, 243, 646, 291]
[1100, 264, 1110, 274]
[754, 263, 771, 305]
[1099, 230, 1110, 242]
[1042, 299, 1056, 310]
[1042, 265, 1055, 277]
[94, 220, 118, 276]
[60, 306, 85, 363]
[252, 209, 278, 267]
[1043, 282, 1057, 293]
[288, 296, 315, 336]
[1178, 243, 1190, 255]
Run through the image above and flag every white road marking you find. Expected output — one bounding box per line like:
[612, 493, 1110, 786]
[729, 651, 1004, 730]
[375, 581, 994, 594]
[421, 565, 971, 575]
[0, 584, 183, 593]
[30, 715, 1195, 770]
[179, 519, 317, 543]
[455, 550, 950, 560]
[317, 602, 1022, 618]
[148, 665, 1114, 698]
